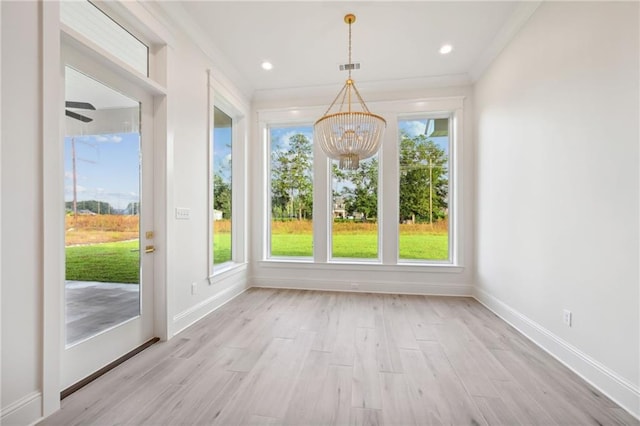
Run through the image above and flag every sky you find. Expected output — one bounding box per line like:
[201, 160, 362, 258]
[213, 127, 232, 183]
[64, 120, 447, 212]
[269, 119, 449, 160]
[64, 132, 140, 211]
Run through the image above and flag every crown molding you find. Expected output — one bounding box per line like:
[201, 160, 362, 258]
[149, 1, 254, 101]
[253, 73, 471, 106]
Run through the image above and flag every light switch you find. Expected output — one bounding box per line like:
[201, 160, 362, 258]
[175, 207, 191, 220]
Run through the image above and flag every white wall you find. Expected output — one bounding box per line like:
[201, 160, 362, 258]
[1, 1, 44, 424]
[250, 85, 475, 296]
[474, 1, 639, 416]
[157, 8, 251, 336]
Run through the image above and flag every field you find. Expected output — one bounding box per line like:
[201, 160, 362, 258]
[65, 215, 140, 283]
[270, 220, 448, 259]
[66, 240, 140, 283]
[66, 216, 448, 283]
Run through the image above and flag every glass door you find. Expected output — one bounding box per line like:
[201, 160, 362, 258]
[61, 47, 155, 390]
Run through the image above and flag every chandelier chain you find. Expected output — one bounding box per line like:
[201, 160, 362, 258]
[348, 19, 352, 81]
[351, 83, 371, 114]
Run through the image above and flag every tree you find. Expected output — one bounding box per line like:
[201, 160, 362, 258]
[65, 200, 113, 215]
[213, 173, 232, 219]
[271, 133, 313, 220]
[124, 202, 140, 215]
[399, 132, 448, 224]
[333, 157, 378, 220]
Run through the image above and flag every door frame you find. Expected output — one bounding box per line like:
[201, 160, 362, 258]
[41, 2, 169, 417]
[60, 48, 155, 390]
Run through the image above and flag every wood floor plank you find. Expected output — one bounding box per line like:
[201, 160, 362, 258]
[472, 396, 522, 426]
[310, 293, 340, 352]
[434, 321, 502, 398]
[417, 340, 488, 425]
[247, 415, 281, 426]
[491, 377, 558, 425]
[40, 289, 639, 426]
[352, 327, 383, 410]
[402, 296, 439, 341]
[353, 293, 376, 329]
[349, 407, 383, 426]
[282, 350, 331, 425]
[329, 294, 357, 366]
[193, 371, 248, 425]
[380, 372, 418, 426]
[382, 294, 420, 350]
[492, 347, 625, 425]
[398, 348, 448, 425]
[215, 331, 316, 424]
[309, 365, 353, 425]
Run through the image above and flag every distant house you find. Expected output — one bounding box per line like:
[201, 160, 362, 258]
[213, 209, 223, 220]
[332, 197, 346, 219]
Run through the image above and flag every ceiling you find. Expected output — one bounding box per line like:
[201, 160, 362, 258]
[175, 1, 528, 96]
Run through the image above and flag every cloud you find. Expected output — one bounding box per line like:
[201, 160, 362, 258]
[275, 129, 313, 151]
[64, 184, 86, 195]
[93, 135, 122, 143]
[400, 120, 427, 138]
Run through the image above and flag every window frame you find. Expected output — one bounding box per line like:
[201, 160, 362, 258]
[328, 153, 382, 263]
[266, 121, 316, 261]
[60, 0, 150, 77]
[257, 97, 464, 269]
[208, 72, 248, 278]
[397, 112, 454, 265]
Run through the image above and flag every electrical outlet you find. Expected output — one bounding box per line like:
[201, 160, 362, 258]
[191, 282, 197, 295]
[175, 207, 191, 220]
[563, 309, 572, 327]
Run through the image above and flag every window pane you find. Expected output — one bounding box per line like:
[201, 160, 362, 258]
[398, 118, 450, 261]
[269, 126, 314, 257]
[213, 107, 232, 265]
[61, 1, 149, 76]
[331, 156, 379, 259]
[64, 66, 141, 345]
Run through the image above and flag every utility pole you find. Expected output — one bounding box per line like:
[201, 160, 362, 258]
[72, 137, 78, 222]
[429, 155, 433, 225]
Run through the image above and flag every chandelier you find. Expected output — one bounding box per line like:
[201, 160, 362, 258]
[314, 14, 386, 170]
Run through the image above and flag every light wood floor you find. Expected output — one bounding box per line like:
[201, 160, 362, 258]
[41, 288, 638, 425]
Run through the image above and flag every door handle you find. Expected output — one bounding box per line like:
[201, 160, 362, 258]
[145, 245, 156, 254]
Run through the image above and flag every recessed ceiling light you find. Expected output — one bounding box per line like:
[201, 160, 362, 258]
[439, 44, 453, 55]
[261, 61, 273, 70]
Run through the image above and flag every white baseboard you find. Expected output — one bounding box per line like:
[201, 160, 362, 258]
[474, 287, 640, 420]
[251, 275, 473, 296]
[1, 391, 42, 426]
[172, 278, 247, 336]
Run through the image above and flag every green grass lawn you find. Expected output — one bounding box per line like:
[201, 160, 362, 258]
[399, 233, 449, 260]
[67, 227, 448, 282]
[66, 240, 139, 283]
[270, 231, 448, 260]
[213, 233, 232, 264]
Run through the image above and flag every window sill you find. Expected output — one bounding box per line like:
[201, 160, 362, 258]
[257, 260, 464, 274]
[208, 262, 248, 283]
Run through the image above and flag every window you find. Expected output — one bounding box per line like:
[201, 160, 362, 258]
[398, 117, 451, 261]
[258, 98, 462, 268]
[60, 1, 149, 76]
[213, 107, 232, 265]
[331, 155, 379, 259]
[269, 125, 314, 257]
